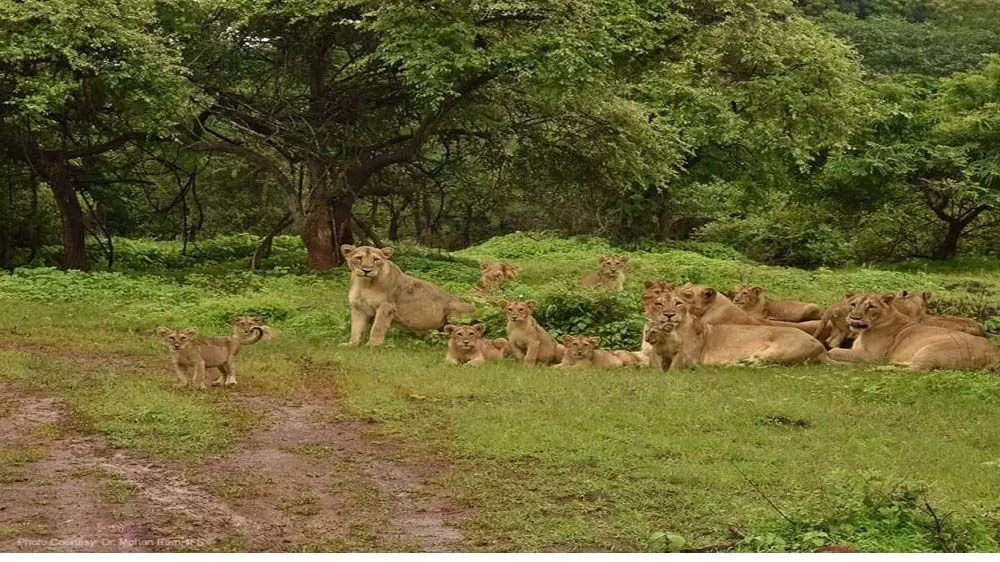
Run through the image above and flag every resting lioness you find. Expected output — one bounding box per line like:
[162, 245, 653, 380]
[647, 294, 827, 370]
[812, 292, 856, 349]
[677, 284, 821, 334]
[342, 245, 476, 346]
[155, 316, 271, 389]
[478, 262, 521, 291]
[732, 286, 822, 322]
[499, 300, 564, 365]
[579, 256, 629, 291]
[444, 324, 507, 365]
[894, 290, 986, 337]
[555, 335, 641, 368]
[828, 293, 1000, 372]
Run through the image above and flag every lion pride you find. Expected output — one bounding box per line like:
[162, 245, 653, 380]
[341, 245, 476, 346]
[646, 293, 827, 370]
[828, 293, 1000, 372]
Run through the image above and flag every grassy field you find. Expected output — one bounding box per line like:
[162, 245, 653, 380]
[1, 232, 999, 552]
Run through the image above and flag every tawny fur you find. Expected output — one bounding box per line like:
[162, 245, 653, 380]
[579, 256, 629, 291]
[649, 294, 827, 370]
[342, 245, 476, 346]
[677, 284, 820, 335]
[499, 300, 564, 366]
[555, 335, 637, 368]
[894, 290, 986, 337]
[828, 293, 1000, 372]
[640, 282, 679, 368]
[444, 324, 508, 365]
[154, 316, 269, 389]
[813, 292, 856, 349]
[478, 262, 521, 291]
[732, 285, 822, 322]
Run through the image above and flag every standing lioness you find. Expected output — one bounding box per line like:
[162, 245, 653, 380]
[342, 245, 476, 346]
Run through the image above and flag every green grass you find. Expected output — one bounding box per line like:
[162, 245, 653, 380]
[1, 232, 1000, 551]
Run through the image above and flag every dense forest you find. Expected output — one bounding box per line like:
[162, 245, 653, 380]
[1, 0, 999, 272]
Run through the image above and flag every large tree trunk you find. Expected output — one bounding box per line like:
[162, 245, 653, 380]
[39, 157, 89, 271]
[300, 162, 337, 271]
[933, 220, 965, 260]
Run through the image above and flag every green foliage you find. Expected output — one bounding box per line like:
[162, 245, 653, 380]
[738, 472, 998, 552]
[455, 231, 619, 260]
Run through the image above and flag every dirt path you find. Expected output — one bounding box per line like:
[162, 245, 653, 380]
[0, 347, 465, 552]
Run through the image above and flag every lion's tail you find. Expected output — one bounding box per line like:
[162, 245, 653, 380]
[242, 325, 278, 345]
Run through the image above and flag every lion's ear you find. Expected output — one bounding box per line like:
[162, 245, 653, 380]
[379, 247, 394, 260]
[154, 327, 170, 337]
[620, 256, 629, 263]
[702, 288, 717, 301]
[498, 300, 508, 310]
[751, 286, 763, 295]
[879, 292, 896, 305]
[597, 256, 608, 264]
[588, 336, 600, 347]
[843, 291, 856, 299]
[525, 300, 537, 311]
[922, 291, 932, 302]
[182, 327, 199, 336]
[480, 262, 490, 271]
[473, 323, 486, 336]
[643, 280, 656, 289]
[562, 335, 574, 345]
[444, 325, 456, 337]
[664, 283, 676, 292]
[901, 290, 911, 298]
[340, 245, 356, 259]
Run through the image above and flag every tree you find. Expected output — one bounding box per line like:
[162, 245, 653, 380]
[0, 0, 191, 269]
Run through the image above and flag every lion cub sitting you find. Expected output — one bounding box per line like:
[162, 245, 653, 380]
[155, 316, 272, 389]
[478, 262, 521, 291]
[579, 256, 629, 291]
[555, 335, 640, 368]
[499, 300, 564, 366]
[444, 324, 508, 365]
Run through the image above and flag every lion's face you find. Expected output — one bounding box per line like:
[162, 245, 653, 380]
[644, 321, 676, 345]
[896, 290, 930, 318]
[479, 263, 507, 286]
[563, 335, 598, 360]
[445, 324, 485, 351]
[846, 293, 896, 331]
[231, 315, 263, 338]
[677, 284, 718, 316]
[341, 245, 394, 279]
[599, 256, 629, 278]
[502, 264, 521, 280]
[499, 300, 536, 321]
[732, 286, 762, 308]
[156, 327, 198, 351]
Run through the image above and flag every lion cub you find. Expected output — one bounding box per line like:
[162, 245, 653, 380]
[478, 262, 521, 291]
[155, 316, 271, 389]
[579, 256, 629, 291]
[555, 336, 641, 368]
[444, 324, 508, 365]
[499, 300, 564, 366]
[732, 285, 822, 322]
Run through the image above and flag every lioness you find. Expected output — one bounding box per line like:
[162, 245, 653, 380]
[828, 293, 1000, 371]
[342, 245, 476, 346]
[648, 294, 827, 370]
[640, 282, 679, 367]
[894, 290, 986, 337]
[579, 256, 629, 291]
[444, 324, 508, 365]
[732, 286, 822, 322]
[155, 316, 270, 389]
[555, 336, 640, 368]
[478, 262, 521, 291]
[499, 300, 564, 365]
[677, 284, 821, 334]
[813, 293, 856, 349]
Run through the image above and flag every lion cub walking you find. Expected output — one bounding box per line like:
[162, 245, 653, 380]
[579, 256, 629, 291]
[155, 316, 272, 389]
[444, 324, 508, 365]
[499, 300, 564, 366]
[555, 336, 642, 368]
